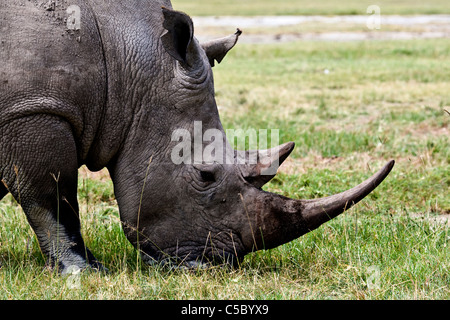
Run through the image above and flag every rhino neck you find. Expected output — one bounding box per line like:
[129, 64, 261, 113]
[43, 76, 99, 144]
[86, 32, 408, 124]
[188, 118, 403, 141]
[84, 1, 173, 170]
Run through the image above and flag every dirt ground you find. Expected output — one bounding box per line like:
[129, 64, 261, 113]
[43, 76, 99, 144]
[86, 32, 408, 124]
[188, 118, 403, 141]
[192, 14, 450, 43]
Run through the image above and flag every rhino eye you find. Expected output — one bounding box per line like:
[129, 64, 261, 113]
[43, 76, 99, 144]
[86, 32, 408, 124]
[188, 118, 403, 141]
[200, 170, 215, 182]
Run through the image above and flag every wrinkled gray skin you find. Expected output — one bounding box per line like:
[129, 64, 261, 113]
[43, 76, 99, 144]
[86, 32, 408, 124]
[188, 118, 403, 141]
[0, 0, 394, 273]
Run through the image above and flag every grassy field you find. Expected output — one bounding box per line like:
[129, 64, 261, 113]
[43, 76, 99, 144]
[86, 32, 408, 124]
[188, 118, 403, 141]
[0, 4, 449, 300]
[172, 0, 450, 16]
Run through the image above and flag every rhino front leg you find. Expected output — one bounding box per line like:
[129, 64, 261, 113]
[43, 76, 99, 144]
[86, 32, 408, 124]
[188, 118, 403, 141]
[0, 114, 102, 273]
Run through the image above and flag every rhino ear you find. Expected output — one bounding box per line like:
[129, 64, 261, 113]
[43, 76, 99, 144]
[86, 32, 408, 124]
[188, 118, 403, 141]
[161, 7, 194, 64]
[201, 29, 242, 67]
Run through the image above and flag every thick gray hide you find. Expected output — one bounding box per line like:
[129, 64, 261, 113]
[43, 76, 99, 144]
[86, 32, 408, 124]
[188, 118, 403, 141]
[0, 0, 394, 272]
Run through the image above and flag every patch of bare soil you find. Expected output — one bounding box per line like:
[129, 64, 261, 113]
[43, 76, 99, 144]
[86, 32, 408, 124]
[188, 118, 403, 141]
[409, 213, 450, 226]
[79, 166, 110, 182]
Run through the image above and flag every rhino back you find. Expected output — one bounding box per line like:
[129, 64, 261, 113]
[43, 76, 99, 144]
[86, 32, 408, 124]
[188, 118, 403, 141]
[0, 0, 106, 163]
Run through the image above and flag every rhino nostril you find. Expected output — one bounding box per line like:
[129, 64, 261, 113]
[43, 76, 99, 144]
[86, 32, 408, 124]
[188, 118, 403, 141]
[200, 170, 215, 182]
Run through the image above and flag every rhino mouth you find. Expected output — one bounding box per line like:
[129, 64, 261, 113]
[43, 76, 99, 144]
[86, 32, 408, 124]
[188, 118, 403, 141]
[141, 252, 239, 270]
[139, 242, 243, 269]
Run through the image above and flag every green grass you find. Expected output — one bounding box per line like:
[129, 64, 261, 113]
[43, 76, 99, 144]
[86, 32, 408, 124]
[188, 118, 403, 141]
[172, 0, 450, 16]
[1, 195, 448, 299]
[1, 36, 449, 299]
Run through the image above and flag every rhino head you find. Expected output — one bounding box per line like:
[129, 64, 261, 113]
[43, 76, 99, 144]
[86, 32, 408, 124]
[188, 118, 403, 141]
[110, 8, 395, 268]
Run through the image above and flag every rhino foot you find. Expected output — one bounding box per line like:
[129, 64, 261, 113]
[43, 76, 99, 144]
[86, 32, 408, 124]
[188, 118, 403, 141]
[60, 258, 108, 275]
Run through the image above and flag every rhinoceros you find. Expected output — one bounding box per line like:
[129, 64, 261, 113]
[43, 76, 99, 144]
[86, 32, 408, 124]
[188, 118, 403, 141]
[0, 0, 394, 273]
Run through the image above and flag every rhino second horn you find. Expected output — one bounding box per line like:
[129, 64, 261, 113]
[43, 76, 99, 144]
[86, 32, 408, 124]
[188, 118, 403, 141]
[238, 141, 295, 188]
[201, 29, 242, 67]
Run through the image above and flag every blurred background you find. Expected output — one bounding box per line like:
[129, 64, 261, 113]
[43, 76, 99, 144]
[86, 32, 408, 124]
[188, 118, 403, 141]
[172, 0, 450, 43]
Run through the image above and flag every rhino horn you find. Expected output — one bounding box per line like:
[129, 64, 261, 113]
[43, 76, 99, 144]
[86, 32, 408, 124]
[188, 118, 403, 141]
[201, 29, 242, 67]
[242, 160, 395, 251]
[238, 141, 295, 188]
